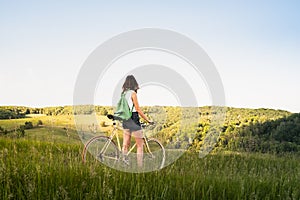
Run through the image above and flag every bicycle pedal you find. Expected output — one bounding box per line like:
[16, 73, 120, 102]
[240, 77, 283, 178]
[146, 154, 155, 159]
[97, 154, 104, 161]
[122, 158, 130, 165]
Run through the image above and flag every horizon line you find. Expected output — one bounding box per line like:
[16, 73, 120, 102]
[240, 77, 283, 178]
[0, 104, 297, 113]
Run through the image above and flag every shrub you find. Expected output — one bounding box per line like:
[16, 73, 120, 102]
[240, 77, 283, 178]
[24, 122, 33, 129]
[37, 120, 43, 126]
[16, 126, 25, 137]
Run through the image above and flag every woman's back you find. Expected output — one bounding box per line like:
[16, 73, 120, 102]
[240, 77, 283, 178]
[124, 90, 136, 112]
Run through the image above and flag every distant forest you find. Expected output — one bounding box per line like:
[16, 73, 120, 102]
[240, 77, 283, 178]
[0, 105, 299, 153]
[0, 105, 111, 118]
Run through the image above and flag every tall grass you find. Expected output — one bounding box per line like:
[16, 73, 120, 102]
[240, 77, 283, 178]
[1, 138, 299, 199]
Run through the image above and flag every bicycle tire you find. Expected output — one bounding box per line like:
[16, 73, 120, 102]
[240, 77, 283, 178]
[144, 138, 166, 170]
[82, 136, 119, 164]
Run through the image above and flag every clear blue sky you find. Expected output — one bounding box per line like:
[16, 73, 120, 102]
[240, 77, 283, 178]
[0, 0, 299, 112]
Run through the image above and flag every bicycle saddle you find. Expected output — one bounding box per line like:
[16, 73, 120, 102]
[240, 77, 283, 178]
[107, 114, 123, 121]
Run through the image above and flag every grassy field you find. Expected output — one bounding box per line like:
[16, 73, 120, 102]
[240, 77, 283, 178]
[1, 115, 300, 199]
[0, 137, 299, 199]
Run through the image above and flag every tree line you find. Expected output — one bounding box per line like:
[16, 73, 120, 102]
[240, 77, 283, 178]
[1, 105, 299, 153]
[0, 105, 113, 118]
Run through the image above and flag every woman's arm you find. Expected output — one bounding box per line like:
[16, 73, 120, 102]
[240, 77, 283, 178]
[131, 91, 152, 123]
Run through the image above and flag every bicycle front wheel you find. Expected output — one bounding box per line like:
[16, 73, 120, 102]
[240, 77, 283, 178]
[82, 136, 119, 164]
[144, 138, 166, 170]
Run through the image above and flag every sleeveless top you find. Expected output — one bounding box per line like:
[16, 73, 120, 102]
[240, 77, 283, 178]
[124, 90, 137, 112]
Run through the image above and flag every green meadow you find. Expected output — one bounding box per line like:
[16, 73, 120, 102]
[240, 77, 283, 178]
[1, 138, 299, 199]
[0, 107, 300, 199]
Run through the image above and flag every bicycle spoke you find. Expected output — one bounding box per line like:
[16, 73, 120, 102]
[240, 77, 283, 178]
[143, 138, 165, 170]
[82, 136, 119, 165]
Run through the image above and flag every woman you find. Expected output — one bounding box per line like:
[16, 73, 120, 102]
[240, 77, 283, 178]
[121, 75, 152, 167]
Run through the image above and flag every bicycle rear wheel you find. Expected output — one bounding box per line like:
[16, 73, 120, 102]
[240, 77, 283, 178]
[144, 138, 165, 170]
[82, 136, 119, 164]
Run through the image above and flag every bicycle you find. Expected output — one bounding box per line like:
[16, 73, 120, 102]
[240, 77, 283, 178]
[82, 114, 166, 170]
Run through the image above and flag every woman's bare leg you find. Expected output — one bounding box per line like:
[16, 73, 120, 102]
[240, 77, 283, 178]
[133, 130, 144, 167]
[122, 129, 131, 155]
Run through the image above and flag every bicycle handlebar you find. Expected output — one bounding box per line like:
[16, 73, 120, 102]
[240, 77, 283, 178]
[107, 114, 155, 127]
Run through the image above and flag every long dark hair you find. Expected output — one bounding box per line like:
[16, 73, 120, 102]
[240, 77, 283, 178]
[122, 75, 139, 93]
